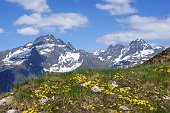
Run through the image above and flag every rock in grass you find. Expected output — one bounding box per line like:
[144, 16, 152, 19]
[163, 96, 170, 100]
[0, 96, 14, 106]
[119, 105, 130, 111]
[6, 109, 17, 113]
[161, 106, 167, 110]
[51, 96, 55, 100]
[91, 86, 101, 93]
[39, 97, 48, 103]
[111, 81, 118, 88]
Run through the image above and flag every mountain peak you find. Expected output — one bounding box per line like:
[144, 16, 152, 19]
[34, 35, 56, 44]
[136, 38, 145, 42]
[115, 44, 125, 48]
[107, 45, 114, 50]
[107, 44, 124, 51]
[130, 39, 146, 45]
[154, 45, 165, 50]
[129, 39, 152, 50]
[34, 35, 65, 45]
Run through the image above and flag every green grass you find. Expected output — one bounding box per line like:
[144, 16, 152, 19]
[0, 64, 170, 113]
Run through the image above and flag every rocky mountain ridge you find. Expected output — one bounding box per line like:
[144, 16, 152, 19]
[93, 39, 165, 68]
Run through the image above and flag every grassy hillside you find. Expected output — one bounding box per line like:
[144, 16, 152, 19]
[0, 64, 170, 113]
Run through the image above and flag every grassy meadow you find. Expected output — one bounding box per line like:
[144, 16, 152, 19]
[0, 64, 170, 113]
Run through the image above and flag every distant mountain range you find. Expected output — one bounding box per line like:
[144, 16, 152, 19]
[0, 35, 166, 92]
[0, 35, 108, 92]
[93, 39, 165, 68]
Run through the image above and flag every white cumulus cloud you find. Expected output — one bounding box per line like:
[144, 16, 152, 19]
[96, 0, 137, 15]
[15, 13, 89, 35]
[7, 0, 89, 36]
[6, 0, 50, 13]
[97, 15, 170, 45]
[15, 13, 41, 25]
[17, 27, 39, 36]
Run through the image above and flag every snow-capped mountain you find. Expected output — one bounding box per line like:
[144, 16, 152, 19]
[0, 36, 165, 93]
[93, 39, 165, 68]
[0, 35, 108, 92]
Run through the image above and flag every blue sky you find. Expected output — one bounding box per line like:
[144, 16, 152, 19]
[0, 0, 170, 52]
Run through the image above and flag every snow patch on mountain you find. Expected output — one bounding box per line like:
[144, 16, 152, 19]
[107, 56, 112, 59]
[36, 44, 55, 55]
[26, 42, 33, 47]
[113, 54, 124, 63]
[3, 47, 32, 65]
[93, 50, 105, 56]
[137, 49, 154, 57]
[48, 52, 82, 72]
[98, 56, 105, 61]
[36, 44, 55, 49]
[57, 45, 66, 48]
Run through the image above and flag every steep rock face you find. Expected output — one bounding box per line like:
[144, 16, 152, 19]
[78, 50, 109, 69]
[94, 44, 125, 61]
[0, 35, 109, 92]
[93, 44, 125, 61]
[0, 69, 14, 93]
[94, 39, 165, 68]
